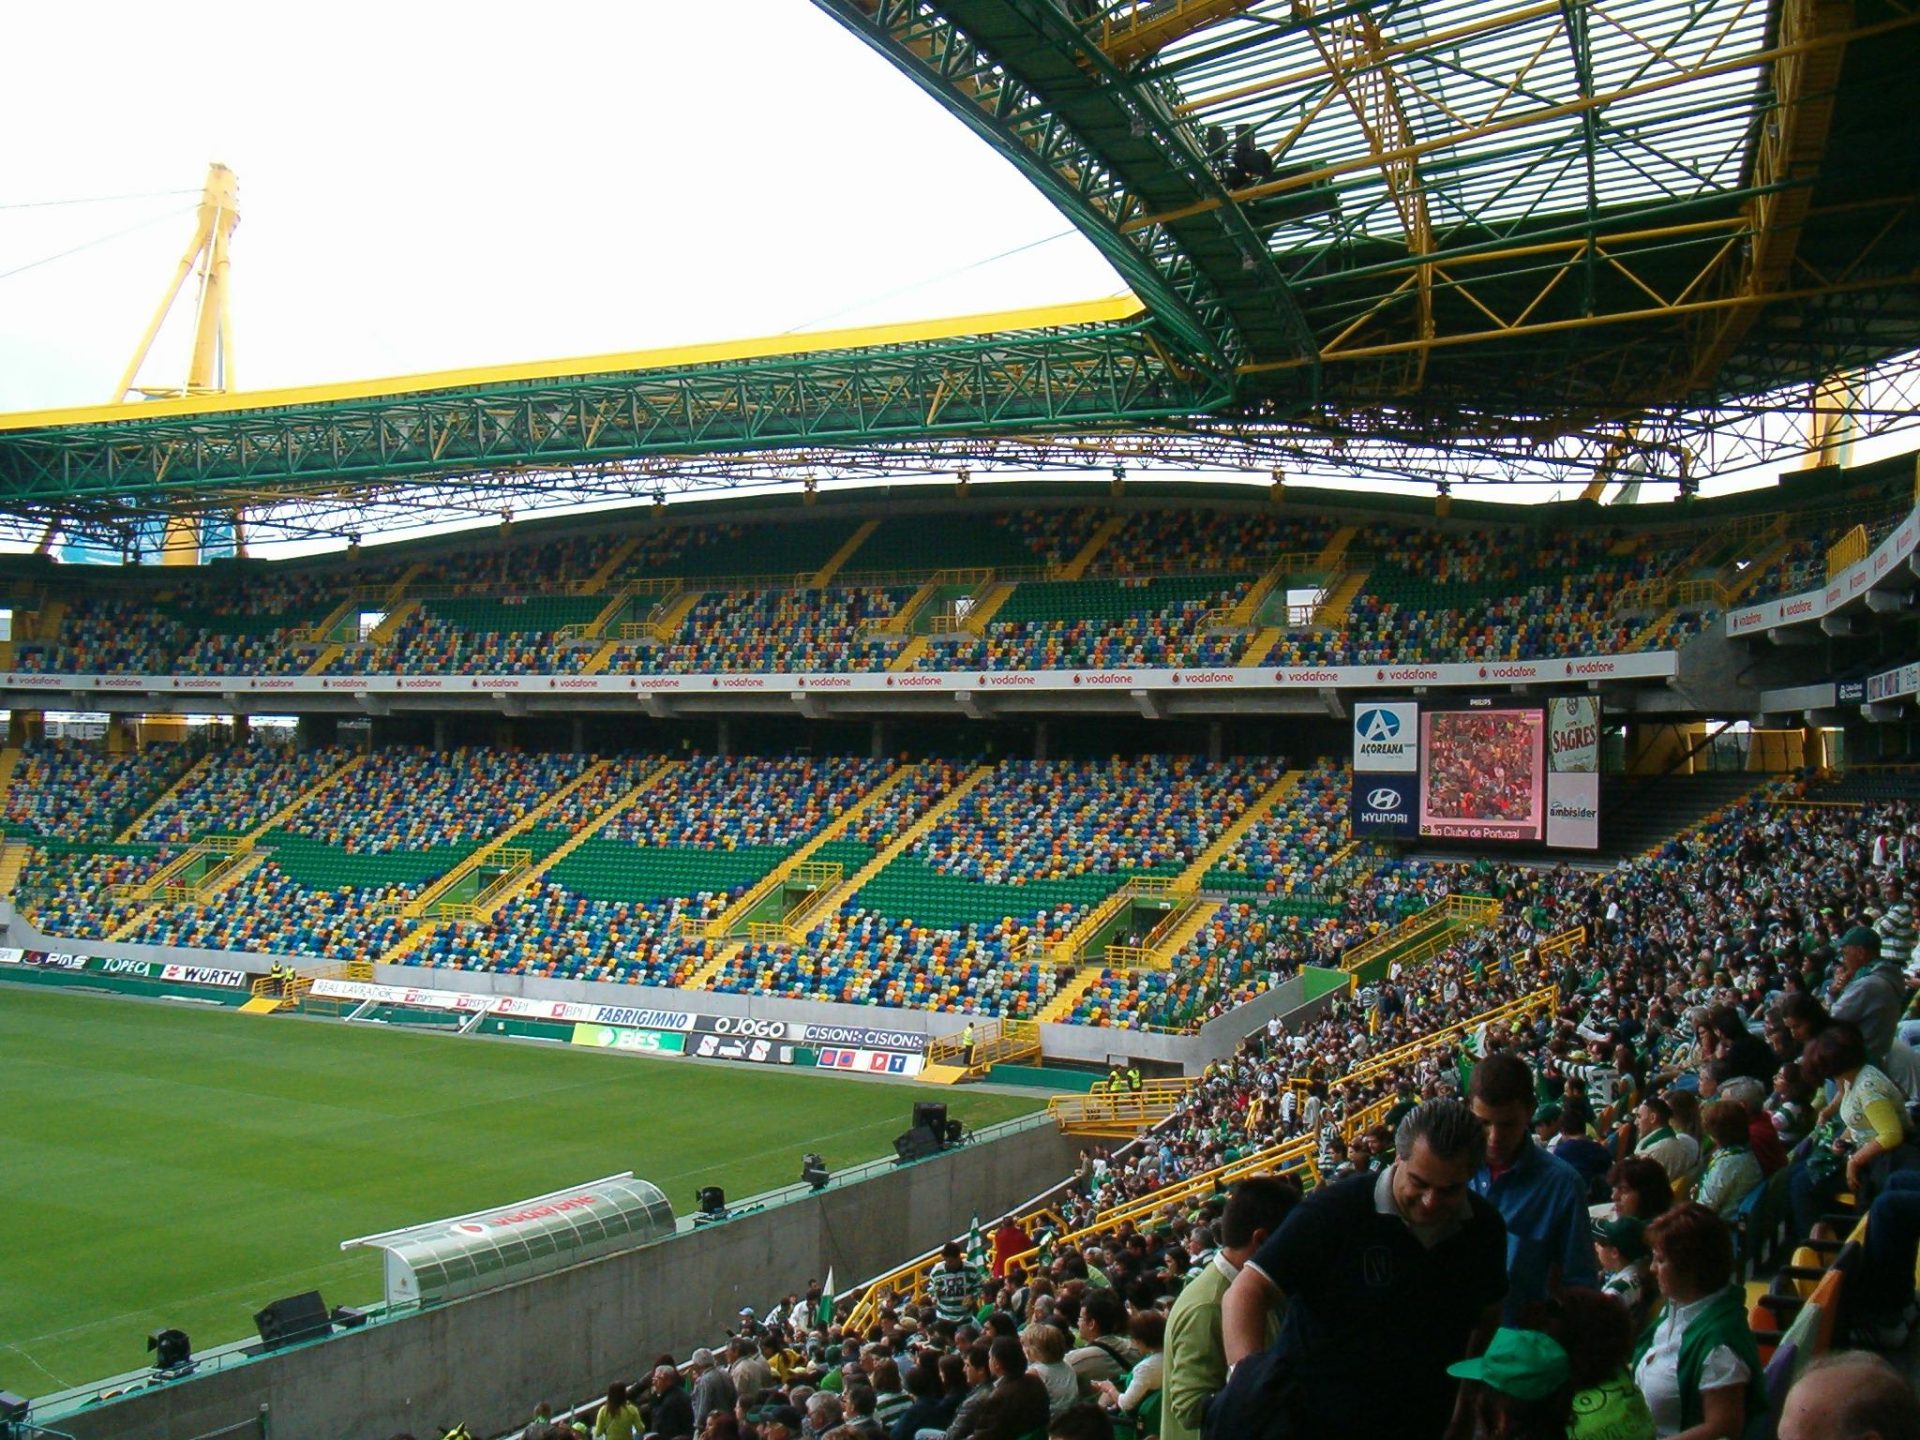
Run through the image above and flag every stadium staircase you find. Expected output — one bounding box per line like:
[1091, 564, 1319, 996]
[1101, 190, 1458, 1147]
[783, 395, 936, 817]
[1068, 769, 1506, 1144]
[297, 595, 360, 644]
[1051, 875, 1186, 966]
[1315, 524, 1358, 569]
[1309, 568, 1369, 627]
[1057, 514, 1126, 580]
[686, 764, 919, 941]
[1045, 1076, 1198, 1135]
[1042, 770, 1301, 989]
[1627, 606, 1682, 651]
[1222, 555, 1295, 627]
[797, 763, 995, 922]
[0, 746, 22, 812]
[1094, 899, 1223, 978]
[887, 635, 933, 670]
[26, 597, 67, 647]
[461, 759, 678, 921]
[249, 753, 367, 838]
[920, 1017, 1041, 1084]
[640, 589, 702, 642]
[365, 600, 419, 644]
[810, 519, 878, 585]
[1184, 769, 1301, 880]
[1035, 965, 1110, 1024]
[581, 536, 641, 594]
[1338, 893, 1500, 983]
[400, 760, 614, 920]
[113, 754, 213, 843]
[1239, 625, 1285, 665]
[0, 840, 31, 897]
[375, 921, 438, 968]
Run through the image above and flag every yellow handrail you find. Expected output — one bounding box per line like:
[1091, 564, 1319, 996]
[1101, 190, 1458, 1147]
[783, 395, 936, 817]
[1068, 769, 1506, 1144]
[1339, 986, 1559, 1095]
[1045, 1077, 1198, 1134]
[1339, 894, 1497, 975]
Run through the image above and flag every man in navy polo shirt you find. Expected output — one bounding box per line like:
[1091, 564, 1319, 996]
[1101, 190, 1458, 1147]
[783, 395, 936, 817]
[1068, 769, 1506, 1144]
[1214, 1099, 1507, 1440]
[1469, 1051, 1598, 1323]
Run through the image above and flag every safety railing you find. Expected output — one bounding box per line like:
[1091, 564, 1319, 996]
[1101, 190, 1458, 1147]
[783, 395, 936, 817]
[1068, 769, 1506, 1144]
[927, 1017, 1040, 1071]
[1828, 523, 1870, 579]
[1339, 894, 1497, 976]
[1337, 985, 1559, 1096]
[1001, 1131, 1322, 1281]
[1045, 1077, 1198, 1135]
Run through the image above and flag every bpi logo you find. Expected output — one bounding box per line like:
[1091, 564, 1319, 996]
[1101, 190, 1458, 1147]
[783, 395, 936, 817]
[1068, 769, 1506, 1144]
[1367, 787, 1402, 810]
[1356, 708, 1400, 742]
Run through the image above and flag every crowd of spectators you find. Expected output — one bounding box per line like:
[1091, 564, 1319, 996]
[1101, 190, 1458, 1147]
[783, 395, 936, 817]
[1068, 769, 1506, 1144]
[528, 779, 1918, 1440]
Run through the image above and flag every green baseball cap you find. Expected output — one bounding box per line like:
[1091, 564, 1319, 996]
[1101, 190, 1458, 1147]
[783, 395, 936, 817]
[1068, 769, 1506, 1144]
[1592, 1214, 1649, 1261]
[1447, 1328, 1572, 1400]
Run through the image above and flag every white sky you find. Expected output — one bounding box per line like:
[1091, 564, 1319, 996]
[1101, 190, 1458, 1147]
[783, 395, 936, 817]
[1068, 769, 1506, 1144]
[0, 0, 1909, 532]
[0, 0, 1123, 407]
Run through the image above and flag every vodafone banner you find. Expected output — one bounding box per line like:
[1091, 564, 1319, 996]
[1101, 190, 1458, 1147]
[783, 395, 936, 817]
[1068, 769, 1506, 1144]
[1726, 506, 1920, 638]
[0, 651, 1678, 699]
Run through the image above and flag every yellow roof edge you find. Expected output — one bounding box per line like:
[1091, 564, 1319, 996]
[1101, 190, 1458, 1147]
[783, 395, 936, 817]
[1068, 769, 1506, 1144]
[0, 295, 1146, 433]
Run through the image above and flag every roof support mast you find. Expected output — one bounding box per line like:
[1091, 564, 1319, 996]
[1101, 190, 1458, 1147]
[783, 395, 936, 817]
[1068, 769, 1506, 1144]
[112, 162, 241, 565]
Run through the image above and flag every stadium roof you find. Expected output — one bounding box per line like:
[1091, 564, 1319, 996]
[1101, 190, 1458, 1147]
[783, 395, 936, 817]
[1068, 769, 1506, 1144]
[2, 0, 1917, 546]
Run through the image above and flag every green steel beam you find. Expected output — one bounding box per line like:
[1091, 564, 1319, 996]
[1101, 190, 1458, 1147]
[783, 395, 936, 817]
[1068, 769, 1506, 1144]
[0, 318, 1224, 510]
[815, 0, 1321, 391]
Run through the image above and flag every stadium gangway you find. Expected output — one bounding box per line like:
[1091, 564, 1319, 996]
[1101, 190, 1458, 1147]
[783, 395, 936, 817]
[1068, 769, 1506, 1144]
[1339, 893, 1500, 977]
[1045, 1077, 1198, 1137]
[1336, 985, 1561, 1097]
[925, 1017, 1041, 1078]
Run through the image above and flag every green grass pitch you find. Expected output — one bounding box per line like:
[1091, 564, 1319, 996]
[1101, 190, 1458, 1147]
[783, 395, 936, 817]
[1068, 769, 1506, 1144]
[0, 986, 1043, 1393]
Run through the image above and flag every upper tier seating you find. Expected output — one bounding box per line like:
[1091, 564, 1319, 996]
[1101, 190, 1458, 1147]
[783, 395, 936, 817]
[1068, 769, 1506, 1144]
[1093, 508, 1333, 574]
[406, 532, 617, 593]
[16, 572, 344, 676]
[610, 519, 854, 585]
[855, 511, 1097, 572]
[927, 575, 1249, 671]
[331, 596, 607, 675]
[1271, 526, 1687, 665]
[627, 587, 910, 673]
[3, 741, 199, 844]
[132, 743, 352, 844]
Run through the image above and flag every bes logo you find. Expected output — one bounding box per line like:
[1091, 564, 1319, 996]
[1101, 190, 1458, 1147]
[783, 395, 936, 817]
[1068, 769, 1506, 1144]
[1367, 787, 1402, 810]
[1355, 708, 1401, 742]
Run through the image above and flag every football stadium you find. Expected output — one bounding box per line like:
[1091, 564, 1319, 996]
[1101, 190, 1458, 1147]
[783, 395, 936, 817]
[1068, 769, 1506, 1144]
[4, 3, 1920, 1439]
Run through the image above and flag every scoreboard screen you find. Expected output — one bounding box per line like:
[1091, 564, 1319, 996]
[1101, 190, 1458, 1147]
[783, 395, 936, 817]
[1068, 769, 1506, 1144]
[1418, 705, 1546, 842]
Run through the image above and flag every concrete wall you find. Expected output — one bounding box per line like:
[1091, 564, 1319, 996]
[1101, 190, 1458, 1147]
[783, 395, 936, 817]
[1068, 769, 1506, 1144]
[55, 1122, 1083, 1440]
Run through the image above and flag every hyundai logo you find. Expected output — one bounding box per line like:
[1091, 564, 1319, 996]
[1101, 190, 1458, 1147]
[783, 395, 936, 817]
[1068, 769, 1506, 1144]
[1367, 788, 1403, 810]
[1355, 708, 1401, 742]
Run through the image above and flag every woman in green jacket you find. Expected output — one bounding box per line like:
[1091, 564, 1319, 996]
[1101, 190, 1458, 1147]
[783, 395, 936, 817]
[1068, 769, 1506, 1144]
[1631, 1205, 1765, 1440]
